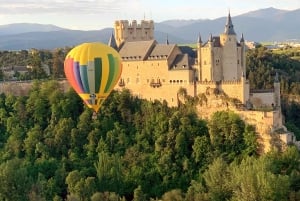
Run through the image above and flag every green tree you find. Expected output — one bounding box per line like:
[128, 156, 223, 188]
[94, 152, 123, 193]
[161, 189, 184, 201]
[208, 111, 247, 161]
[230, 156, 290, 201]
[28, 51, 47, 79]
[203, 157, 231, 201]
[0, 159, 32, 201]
[51, 48, 65, 79]
[133, 185, 147, 201]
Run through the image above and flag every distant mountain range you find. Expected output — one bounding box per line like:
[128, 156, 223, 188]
[0, 7, 299, 50]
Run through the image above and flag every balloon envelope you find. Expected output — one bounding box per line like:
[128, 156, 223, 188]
[64, 42, 122, 112]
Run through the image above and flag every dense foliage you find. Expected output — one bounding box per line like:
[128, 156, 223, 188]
[246, 46, 300, 140]
[0, 80, 299, 201]
[246, 46, 300, 94]
[0, 48, 69, 80]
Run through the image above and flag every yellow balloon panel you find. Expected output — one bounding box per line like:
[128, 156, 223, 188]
[64, 42, 122, 112]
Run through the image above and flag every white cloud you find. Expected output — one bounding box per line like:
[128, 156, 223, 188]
[0, 0, 136, 15]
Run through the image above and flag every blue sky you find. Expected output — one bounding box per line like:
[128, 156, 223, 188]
[0, 0, 299, 30]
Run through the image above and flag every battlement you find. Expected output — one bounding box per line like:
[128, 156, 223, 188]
[197, 79, 242, 85]
[114, 20, 154, 47]
[221, 79, 242, 85]
[114, 20, 154, 29]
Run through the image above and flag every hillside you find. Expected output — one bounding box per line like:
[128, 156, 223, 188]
[0, 80, 298, 200]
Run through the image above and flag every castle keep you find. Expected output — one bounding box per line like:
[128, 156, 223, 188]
[110, 13, 298, 152]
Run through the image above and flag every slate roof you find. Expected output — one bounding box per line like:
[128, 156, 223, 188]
[119, 40, 156, 61]
[148, 44, 175, 60]
[108, 32, 118, 50]
[203, 36, 221, 47]
[224, 12, 236, 35]
[170, 54, 191, 70]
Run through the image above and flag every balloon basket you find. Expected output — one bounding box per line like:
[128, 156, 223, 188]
[92, 111, 97, 120]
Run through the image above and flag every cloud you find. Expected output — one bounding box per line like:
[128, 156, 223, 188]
[0, 0, 136, 15]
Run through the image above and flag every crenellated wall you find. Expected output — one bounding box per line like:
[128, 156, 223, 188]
[114, 20, 154, 47]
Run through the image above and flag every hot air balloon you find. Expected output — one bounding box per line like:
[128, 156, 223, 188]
[64, 42, 122, 113]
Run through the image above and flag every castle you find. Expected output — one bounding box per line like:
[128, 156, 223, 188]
[109, 13, 299, 153]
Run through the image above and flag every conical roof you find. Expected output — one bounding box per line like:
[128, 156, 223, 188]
[224, 12, 236, 35]
[108, 32, 118, 50]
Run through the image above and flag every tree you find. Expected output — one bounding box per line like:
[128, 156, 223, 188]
[161, 189, 184, 201]
[230, 156, 290, 201]
[202, 157, 231, 201]
[208, 111, 246, 161]
[90, 192, 123, 201]
[0, 159, 32, 201]
[51, 49, 65, 79]
[133, 185, 147, 201]
[192, 135, 211, 169]
[94, 152, 123, 193]
[28, 51, 47, 79]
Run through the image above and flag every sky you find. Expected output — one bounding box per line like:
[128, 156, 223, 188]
[0, 0, 299, 30]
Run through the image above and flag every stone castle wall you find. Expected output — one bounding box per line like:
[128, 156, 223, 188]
[250, 91, 276, 108]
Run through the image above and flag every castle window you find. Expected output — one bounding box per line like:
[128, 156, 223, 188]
[237, 60, 239, 64]
[147, 79, 150, 83]
[170, 80, 172, 83]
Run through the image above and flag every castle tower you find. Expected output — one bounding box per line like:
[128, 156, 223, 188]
[241, 71, 250, 104]
[274, 72, 281, 108]
[220, 12, 238, 81]
[240, 33, 246, 77]
[114, 20, 154, 47]
[196, 33, 202, 81]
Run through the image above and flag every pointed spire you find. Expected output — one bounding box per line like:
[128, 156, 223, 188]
[108, 31, 118, 50]
[224, 11, 236, 35]
[197, 33, 202, 44]
[166, 34, 169, 45]
[240, 33, 245, 43]
[208, 33, 213, 42]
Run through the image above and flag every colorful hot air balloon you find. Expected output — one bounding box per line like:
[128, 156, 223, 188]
[64, 42, 122, 113]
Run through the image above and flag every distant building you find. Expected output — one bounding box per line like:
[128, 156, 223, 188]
[110, 13, 298, 153]
[2, 65, 29, 80]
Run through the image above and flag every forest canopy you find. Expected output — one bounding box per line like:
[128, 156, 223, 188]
[0, 80, 299, 201]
